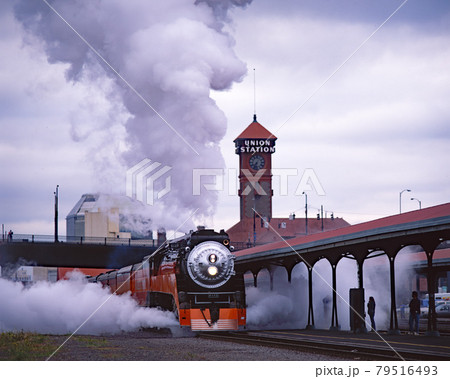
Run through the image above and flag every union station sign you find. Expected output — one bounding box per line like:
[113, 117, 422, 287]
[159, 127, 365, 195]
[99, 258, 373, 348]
[235, 139, 276, 154]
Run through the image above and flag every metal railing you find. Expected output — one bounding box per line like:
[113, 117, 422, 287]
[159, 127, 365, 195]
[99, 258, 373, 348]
[230, 241, 267, 251]
[1, 234, 265, 250]
[2, 233, 158, 247]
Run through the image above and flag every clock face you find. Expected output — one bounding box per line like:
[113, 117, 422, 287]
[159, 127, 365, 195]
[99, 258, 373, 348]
[249, 154, 265, 170]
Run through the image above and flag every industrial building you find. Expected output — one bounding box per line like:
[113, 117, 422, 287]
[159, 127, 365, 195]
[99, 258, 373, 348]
[66, 193, 152, 240]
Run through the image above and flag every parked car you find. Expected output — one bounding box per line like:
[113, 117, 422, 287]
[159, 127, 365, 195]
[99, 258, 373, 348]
[435, 303, 450, 318]
[397, 299, 428, 318]
[421, 301, 450, 317]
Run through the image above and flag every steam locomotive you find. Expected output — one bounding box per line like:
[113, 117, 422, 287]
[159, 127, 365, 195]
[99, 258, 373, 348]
[89, 228, 246, 331]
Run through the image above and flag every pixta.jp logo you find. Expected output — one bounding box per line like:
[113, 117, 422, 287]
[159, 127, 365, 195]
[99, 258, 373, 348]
[126, 159, 172, 205]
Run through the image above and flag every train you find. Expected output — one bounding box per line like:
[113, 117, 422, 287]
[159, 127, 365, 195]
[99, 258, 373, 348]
[88, 227, 246, 331]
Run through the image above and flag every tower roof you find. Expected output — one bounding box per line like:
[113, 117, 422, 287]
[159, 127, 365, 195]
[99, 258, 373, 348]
[234, 115, 277, 141]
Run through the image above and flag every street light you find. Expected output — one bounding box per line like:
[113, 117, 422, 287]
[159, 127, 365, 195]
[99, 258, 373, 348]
[411, 197, 422, 210]
[399, 189, 411, 214]
[252, 195, 257, 247]
[302, 192, 308, 235]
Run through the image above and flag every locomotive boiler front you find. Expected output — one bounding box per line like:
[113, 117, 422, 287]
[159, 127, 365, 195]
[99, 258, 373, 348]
[176, 232, 246, 331]
[185, 240, 235, 289]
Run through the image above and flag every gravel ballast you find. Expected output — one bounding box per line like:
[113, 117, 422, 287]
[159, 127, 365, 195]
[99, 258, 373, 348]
[46, 329, 347, 361]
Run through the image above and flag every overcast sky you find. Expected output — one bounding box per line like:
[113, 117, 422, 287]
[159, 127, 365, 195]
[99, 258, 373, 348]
[1, 0, 449, 237]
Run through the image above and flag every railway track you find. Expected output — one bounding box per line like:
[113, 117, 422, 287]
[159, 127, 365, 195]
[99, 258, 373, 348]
[199, 329, 450, 361]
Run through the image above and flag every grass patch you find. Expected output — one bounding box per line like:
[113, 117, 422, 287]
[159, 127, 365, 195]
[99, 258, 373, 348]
[74, 335, 109, 348]
[69, 335, 122, 360]
[0, 332, 59, 361]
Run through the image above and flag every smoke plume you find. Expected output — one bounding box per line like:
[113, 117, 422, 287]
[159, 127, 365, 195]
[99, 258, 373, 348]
[14, 0, 252, 230]
[0, 272, 178, 335]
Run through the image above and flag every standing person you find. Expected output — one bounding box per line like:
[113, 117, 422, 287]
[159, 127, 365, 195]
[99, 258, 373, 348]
[409, 291, 421, 335]
[367, 296, 376, 332]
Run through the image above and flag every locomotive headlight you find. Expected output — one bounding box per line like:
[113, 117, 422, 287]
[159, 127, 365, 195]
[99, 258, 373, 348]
[207, 266, 218, 276]
[186, 241, 235, 288]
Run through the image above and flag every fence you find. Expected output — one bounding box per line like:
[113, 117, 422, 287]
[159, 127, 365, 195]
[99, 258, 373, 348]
[1, 233, 259, 251]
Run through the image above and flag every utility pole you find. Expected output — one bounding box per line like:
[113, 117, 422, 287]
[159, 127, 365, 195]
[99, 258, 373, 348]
[303, 192, 308, 235]
[253, 195, 256, 247]
[54, 185, 59, 243]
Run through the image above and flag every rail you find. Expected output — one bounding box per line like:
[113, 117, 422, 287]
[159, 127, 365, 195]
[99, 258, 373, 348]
[1, 234, 158, 247]
[199, 330, 450, 360]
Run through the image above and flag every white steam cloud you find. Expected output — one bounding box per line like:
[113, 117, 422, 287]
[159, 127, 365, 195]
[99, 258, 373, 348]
[246, 252, 417, 331]
[246, 268, 307, 330]
[0, 273, 178, 335]
[14, 0, 252, 230]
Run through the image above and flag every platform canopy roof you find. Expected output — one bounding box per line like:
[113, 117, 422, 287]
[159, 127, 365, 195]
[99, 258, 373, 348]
[235, 202, 450, 260]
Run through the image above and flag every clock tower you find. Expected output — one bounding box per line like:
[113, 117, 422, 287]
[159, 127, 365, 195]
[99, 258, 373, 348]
[234, 115, 277, 221]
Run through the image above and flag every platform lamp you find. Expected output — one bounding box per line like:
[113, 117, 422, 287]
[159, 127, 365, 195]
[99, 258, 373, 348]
[399, 189, 411, 214]
[302, 191, 308, 235]
[252, 195, 256, 247]
[411, 197, 421, 210]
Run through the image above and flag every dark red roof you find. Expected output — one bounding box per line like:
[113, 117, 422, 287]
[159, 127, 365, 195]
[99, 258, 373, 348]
[228, 217, 349, 245]
[235, 203, 450, 257]
[234, 117, 277, 141]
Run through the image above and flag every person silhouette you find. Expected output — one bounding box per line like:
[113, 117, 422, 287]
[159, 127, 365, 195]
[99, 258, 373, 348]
[409, 291, 420, 335]
[367, 296, 376, 331]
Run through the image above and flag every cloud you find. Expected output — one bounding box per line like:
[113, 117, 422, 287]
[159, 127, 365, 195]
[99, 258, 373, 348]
[212, 0, 450, 227]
